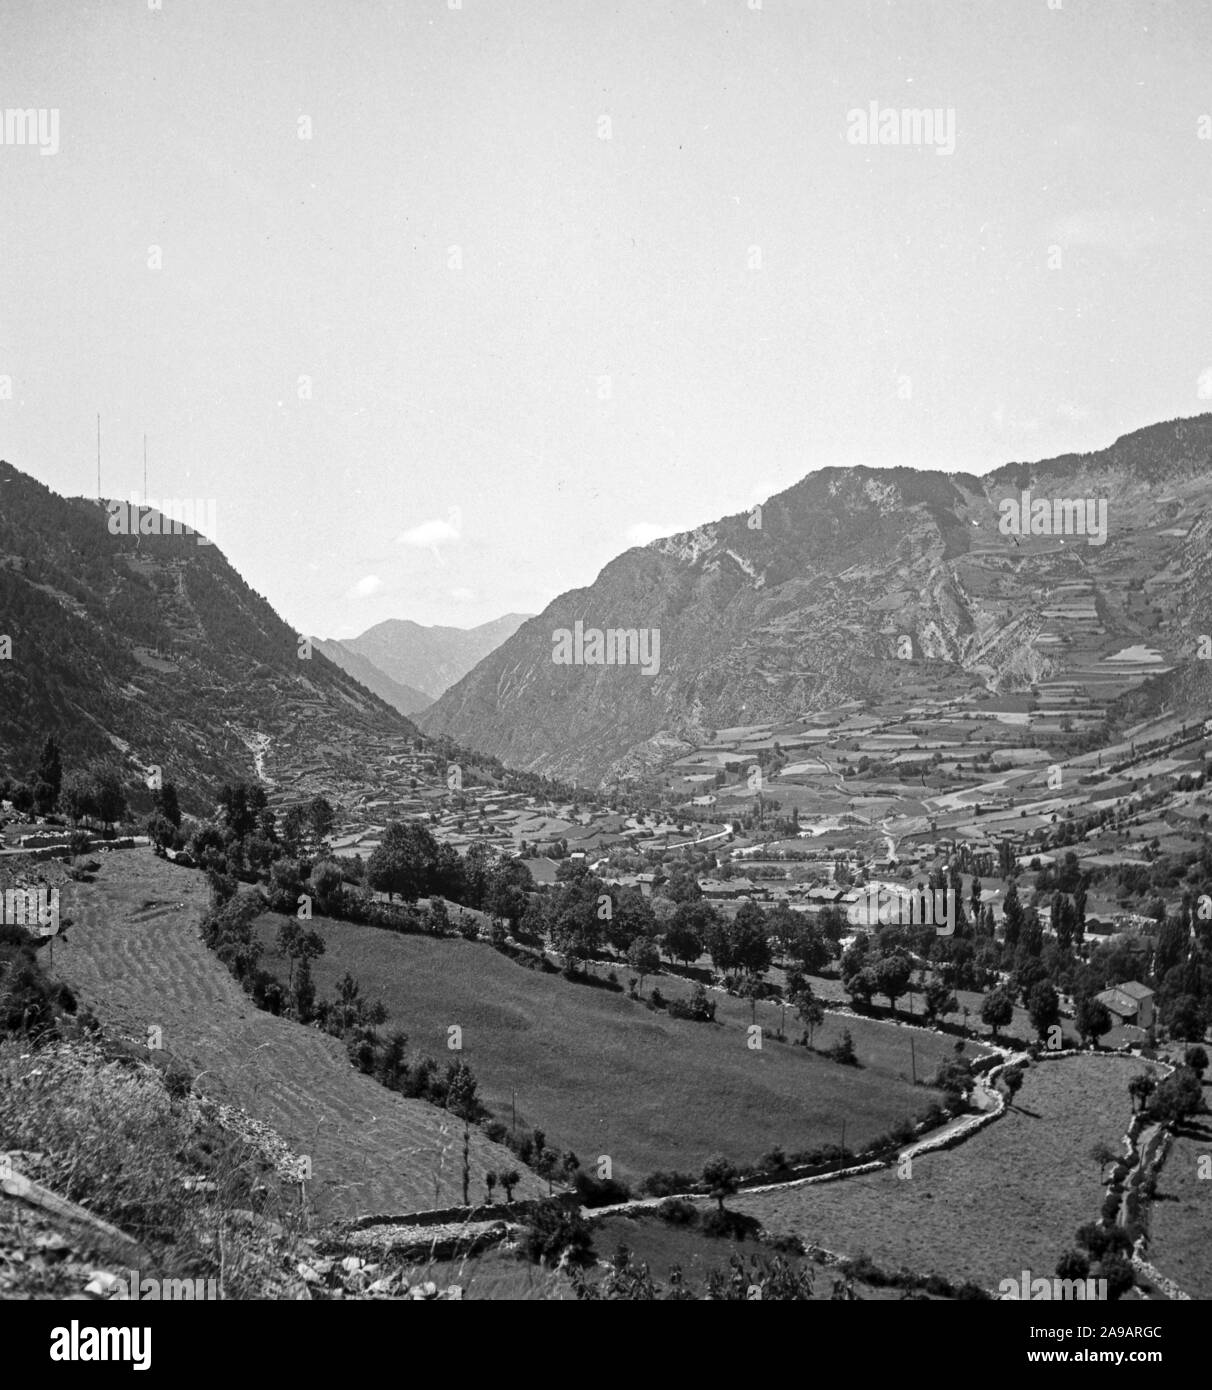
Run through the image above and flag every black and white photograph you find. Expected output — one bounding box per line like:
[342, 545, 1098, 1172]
[0, 0, 1210, 1353]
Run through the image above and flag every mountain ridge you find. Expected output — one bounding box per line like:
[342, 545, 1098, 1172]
[418, 414, 1212, 786]
[340, 612, 532, 699]
[0, 461, 418, 809]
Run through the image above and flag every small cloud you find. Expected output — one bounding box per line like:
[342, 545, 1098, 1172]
[1197, 367, 1212, 401]
[397, 506, 463, 550]
[347, 575, 384, 599]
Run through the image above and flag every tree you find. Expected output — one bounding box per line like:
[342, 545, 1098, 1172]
[1089, 1142, 1117, 1179]
[845, 966, 877, 1010]
[89, 764, 129, 831]
[1056, 1248, 1090, 1282]
[33, 736, 62, 815]
[367, 820, 438, 902]
[604, 886, 653, 956]
[275, 920, 325, 995]
[702, 1155, 739, 1213]
[981, 987, 1014, 1040]
[1074, 994, 1113, 1048]
[518, 1198, 594, 1267]
[1027, 981, 1061, 1040]
[1002, 879, 1023, 948]
[875, 952, 913, 1012]
[1128, 1072, 1157, 1115]
[795, 922, 833, 976]
[730, 901, 773, 979]
[1098, 1253, 1135, 1302]
[153, 782, 181, 828]
[500, 1168, 521, 1202]
[1146, 1067, 1205, 1125]
[792, 982, 825, 1046]
[923, 978, 957, 1025]
[308, 795, 335, 850]
[828, 1028, 857, 1066]
[1002, 1065, 1025, 1108]
[627, 936, 661, 993]
[426, 896, 451, 936]
[292, 955, 317, 1022]
[309, 859, 346, 915]
[664, 902, 707, 967]
[1184, 1045, 1208, 1078]
[146, 812, 177, 851]
[280, 804, 309, 858]
[445, 1060, 481, 1121]
[1165, 994, 1206, 1043]
[664, 866, 702, 904]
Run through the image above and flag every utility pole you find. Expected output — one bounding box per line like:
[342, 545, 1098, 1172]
[910, 1034, 917, 1085]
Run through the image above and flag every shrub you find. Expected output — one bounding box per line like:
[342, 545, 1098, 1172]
[827, 1028, 859, 1067]
[767, 1231, 805, 1256]
[1056, 1249, 1090, 1280]
[640, 1170, 697, 1198]
[955, 1281, 992, 1300]
[571, 1172, 631, 1208]
[1098, 1252, 1136, 1301]
[657, 1197, 699, 1226]
[517, 1198, 594, 1267]
[701, 1208, 761, 1240]
[889, 1117, 916, 1146]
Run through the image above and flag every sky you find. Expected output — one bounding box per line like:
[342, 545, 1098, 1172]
[1, 0, 1211, 637]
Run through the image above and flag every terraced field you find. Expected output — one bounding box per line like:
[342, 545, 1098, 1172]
[45, 849, 542, 1218]
[253, 911, 954, 1183]
[728, 1054, 1148, 1290]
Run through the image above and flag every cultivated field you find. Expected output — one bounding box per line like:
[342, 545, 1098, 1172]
[1145, 1094, 1212, 1298]
[46, 849, 542, 1218]
[728, 1054, 1148, 1289]
[254, 912, 951, 1183]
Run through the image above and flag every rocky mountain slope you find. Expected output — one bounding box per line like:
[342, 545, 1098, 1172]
[0, 461, 418, 809]
[418, 416, 1212, 787]
[341, 613, 531, 700]
[311, 638, 433, 716]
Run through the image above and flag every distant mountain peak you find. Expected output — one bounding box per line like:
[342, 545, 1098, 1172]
[339, 611, 533, 700]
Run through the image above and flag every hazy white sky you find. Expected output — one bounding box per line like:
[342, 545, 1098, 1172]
[2, 0, 1211, 636]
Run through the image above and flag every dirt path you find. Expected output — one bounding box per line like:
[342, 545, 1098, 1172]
[49, 850, 542, 1220]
